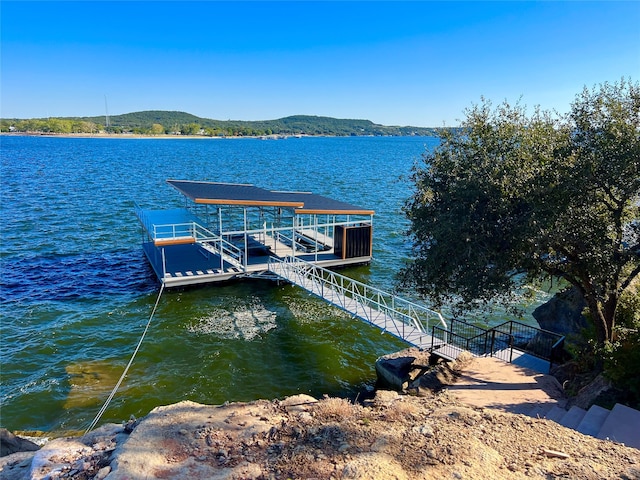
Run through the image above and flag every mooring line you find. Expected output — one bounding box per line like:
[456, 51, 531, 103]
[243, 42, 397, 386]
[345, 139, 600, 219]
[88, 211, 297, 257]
[85, 283, 165, 434]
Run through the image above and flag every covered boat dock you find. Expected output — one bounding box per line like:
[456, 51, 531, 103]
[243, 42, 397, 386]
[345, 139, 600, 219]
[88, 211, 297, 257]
[135, 180, 375, 287]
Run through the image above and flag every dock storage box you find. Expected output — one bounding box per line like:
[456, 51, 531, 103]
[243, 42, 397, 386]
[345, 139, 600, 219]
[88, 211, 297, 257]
[334, 224, 372, 259]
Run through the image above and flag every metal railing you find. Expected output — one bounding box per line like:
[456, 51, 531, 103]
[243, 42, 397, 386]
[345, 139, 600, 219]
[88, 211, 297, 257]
[430, 325, 487, 360]
[269, 256, 447, 343]
[192, 224, 244, 269]
[140, 218, 245, 269]
[490, 320, 565, 367]
[152, 222, 196, 240]
[430, 319, 565, 371]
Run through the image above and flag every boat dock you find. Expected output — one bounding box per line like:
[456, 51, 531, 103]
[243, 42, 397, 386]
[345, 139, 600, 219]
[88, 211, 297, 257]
[136, 180, 563, 374]
[136, 180, 375, 287]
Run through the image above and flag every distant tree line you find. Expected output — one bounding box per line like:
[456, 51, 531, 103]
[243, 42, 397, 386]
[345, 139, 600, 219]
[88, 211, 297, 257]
[1, 118, 100, 134]
[1, 111, 440, 137]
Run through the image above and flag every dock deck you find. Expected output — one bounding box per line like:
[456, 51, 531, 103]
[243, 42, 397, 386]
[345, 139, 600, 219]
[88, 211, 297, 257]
[136, 180, 376, 287]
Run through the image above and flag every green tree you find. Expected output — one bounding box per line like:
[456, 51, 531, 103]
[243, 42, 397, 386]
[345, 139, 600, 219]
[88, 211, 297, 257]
[400, 79, 640, 347]
[149, 123, 165, 135]
[181, 123, 201, 135]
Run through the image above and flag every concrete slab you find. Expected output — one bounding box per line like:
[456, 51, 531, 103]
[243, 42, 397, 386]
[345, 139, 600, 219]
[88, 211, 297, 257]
[446, 357, 566, 415]
[597, 403, 640, 449]
[509, 352, 551, 374]
[576, 404, 610, 437]
[560, 405, 587, 430]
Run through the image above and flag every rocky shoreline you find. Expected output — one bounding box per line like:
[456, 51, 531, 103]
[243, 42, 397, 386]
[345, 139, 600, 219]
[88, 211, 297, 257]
[3, 393, 639, 480]
[2, 351, 639, 480]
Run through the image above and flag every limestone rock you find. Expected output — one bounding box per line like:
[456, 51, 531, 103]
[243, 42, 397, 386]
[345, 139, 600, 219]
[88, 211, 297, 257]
[0, 429, 39, 457]
[533, 286, 589, 337]
[375, 347, 431, 391]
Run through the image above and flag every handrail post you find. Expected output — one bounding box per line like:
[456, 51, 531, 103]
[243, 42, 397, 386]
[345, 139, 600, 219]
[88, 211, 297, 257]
[490, 329, 496, 357]
[509, 334, 514, 363]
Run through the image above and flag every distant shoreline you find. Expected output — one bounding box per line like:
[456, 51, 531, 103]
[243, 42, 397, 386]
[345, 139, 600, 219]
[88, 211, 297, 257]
[0, 132, 431, 140]
[0, 132, 299, 140]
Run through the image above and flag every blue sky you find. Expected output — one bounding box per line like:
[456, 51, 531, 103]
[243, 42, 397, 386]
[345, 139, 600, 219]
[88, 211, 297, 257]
[2, 1, 639, 126]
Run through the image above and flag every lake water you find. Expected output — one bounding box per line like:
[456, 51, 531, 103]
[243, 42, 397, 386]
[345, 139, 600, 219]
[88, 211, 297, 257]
[0, 135, 548, 433]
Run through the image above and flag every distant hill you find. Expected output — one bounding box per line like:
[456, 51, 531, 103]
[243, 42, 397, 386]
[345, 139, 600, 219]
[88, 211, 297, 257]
[1, 110, 441, 137]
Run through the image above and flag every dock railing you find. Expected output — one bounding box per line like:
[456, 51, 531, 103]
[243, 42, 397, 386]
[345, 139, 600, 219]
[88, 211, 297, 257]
[192, 224, 244, 269]
[269, 256, 447, 341]
[136, 212, 245, 269]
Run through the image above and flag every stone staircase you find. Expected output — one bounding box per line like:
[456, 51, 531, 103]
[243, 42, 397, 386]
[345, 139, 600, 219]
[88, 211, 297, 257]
[524, 401, 640, 449]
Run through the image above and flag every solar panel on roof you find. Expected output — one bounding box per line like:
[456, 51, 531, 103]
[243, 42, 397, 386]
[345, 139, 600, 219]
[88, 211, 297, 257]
[166, 180, 374, 215]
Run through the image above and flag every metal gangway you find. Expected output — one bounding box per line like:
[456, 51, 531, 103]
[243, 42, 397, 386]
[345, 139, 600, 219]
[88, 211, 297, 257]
[268, 256, 447, 349]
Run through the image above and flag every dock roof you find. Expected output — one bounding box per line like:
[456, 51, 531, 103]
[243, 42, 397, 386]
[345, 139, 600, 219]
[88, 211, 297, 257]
[167, 180, 375, 215]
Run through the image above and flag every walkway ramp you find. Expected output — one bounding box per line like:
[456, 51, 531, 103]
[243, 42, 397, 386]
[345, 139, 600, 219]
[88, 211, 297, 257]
[268, 256, 447, 349]
[268, 257, 563, 376]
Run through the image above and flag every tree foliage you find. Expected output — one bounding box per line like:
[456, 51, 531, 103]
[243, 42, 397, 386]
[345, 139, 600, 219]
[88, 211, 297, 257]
[400, 79, 640, 347]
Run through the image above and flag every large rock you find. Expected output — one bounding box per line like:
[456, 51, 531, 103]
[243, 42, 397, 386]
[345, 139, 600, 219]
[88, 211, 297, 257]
[0, 429, 39, 457]
[375, 348, 432, 391]
[375, 348, 475, 395]
[533, 286, 589, 337]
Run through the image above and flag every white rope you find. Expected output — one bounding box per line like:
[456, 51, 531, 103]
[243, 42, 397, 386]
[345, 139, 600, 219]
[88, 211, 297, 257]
[85, 283, 165, 434]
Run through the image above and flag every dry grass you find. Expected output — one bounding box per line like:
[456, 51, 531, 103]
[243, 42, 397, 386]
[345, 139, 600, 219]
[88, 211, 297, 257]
[381, 398, 421, 422]
[313, 397, 363, 422]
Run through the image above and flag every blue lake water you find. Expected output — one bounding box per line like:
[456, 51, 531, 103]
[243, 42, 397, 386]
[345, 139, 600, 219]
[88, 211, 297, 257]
[0, 135, 548, 433]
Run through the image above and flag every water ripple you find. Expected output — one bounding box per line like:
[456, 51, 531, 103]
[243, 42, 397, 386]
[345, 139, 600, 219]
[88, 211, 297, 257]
[1, 249, 157, 303]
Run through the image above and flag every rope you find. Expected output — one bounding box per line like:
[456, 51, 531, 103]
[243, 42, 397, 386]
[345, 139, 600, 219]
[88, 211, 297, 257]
[85, 283, 165, 434]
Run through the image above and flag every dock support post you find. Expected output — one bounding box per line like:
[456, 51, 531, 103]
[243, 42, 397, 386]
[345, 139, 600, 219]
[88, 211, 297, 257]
[243, 207, 248, 268]
[218, 208, 223, 271]
[292, 214, 296, 259]
[161, 247, 166, 279]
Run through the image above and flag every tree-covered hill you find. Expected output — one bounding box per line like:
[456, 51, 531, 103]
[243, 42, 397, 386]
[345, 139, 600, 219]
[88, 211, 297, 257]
[1, 111, 439, 136]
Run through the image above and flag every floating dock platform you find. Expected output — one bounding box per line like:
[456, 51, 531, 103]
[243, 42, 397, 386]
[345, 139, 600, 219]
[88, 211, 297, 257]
[135, 180, 559, 375]
[136, 180, 375, 287]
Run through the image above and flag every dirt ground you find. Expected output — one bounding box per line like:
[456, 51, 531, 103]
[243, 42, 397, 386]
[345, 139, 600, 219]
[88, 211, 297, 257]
[2, 357, 639, 480]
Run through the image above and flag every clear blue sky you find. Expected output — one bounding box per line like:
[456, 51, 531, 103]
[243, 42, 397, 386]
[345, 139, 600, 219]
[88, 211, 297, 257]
[2, 1, 639, 127]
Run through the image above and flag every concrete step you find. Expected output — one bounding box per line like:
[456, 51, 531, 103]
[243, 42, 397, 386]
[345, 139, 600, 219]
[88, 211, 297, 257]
[544, 405, 568, 423]
[525, 399, 640, 450]
[559, 405, 587, 430]
[597, 403, 640, 449]
[529, 403, 555, 419]
[576, 404, 610, 437]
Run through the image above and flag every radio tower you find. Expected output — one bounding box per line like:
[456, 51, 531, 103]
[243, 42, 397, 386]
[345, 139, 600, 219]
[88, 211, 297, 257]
[104, 95, 110, 129]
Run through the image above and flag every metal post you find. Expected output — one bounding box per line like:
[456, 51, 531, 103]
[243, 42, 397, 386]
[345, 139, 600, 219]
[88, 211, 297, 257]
[292, 213, 296, 259]
[218, 208, 223, 271]
[161, 247, 166, 279]
[243, 207, 248, 268]
[509, 335, 514, 363]
[490, 329, 496, 357]
[314, 214, 318, 263]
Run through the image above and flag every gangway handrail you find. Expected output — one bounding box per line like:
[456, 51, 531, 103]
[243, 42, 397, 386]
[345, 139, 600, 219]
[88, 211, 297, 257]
[192, 224, 244, 267]
[268, 256, 447, 339]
